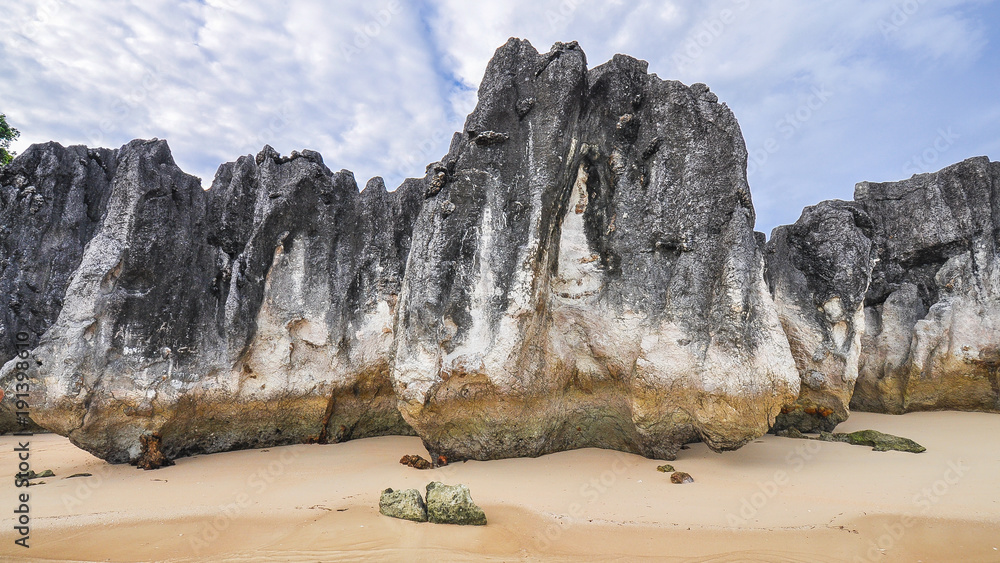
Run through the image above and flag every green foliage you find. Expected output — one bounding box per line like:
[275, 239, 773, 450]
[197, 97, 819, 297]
[1, 113, 21, 166]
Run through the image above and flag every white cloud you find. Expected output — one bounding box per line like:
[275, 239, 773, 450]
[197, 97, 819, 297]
[1, 0, 996, 233]
[2, 0, 458, 189]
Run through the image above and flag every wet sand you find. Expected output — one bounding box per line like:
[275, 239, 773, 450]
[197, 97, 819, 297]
[2, 411, 998, 562]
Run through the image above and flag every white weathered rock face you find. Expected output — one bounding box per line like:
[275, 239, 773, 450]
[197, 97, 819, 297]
[0, 141, 421, 463]
[767, 157, 1000, 426]
[852, 157, 1000, 414]
[764, 201, 875, 431]
[0, 143, 118, 433]
[393, 40, 799, 461]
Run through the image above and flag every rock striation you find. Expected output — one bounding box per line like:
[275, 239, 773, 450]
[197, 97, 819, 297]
[765, 201, 874, 432]
[852, 157, 1000, 414]
[0, 139, 421, 462]
[0, 142, 116, 433]
[767, 156, 1000, 425]
[11, 38, 996, 465]
[394, 39, 799, 461]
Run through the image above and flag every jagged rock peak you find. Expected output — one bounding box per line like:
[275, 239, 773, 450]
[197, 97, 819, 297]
[394, 39, 797, 461]
[1, 138, 422, 461]
[2, 39, 802, 465]
[767, 156, 1000, 429]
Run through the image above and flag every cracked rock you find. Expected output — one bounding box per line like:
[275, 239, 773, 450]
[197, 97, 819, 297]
[425, 482, 487, 525]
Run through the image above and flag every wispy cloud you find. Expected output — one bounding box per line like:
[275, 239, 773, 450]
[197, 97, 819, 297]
[1, 0, 996, 234]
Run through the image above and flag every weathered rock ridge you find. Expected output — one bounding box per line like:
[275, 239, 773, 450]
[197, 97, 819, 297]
[0, 142, 117, 433]
[766, 156, 1000, 427]
[1, 139, 421, 462]
[765, 201, 874, 432]
[853, 157, 1000, 414]
[0, 39, 800, 463]
[2, 38, 995, 465]
[394, 39, 798, 460]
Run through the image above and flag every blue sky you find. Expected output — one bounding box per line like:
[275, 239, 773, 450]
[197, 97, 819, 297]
[2, 0, 998, 235]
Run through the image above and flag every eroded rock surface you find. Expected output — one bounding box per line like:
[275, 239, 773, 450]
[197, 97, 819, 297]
[765, 201, 874, 431]
[852, 157, 1000, 413]
[0, 142, 116, 433]
[394, 39, 798, 461]
[379, 488, 428, 522]
[0, 140, 421, 462]
[425, 482, 487, 525]
[768, 157, 1000, 423]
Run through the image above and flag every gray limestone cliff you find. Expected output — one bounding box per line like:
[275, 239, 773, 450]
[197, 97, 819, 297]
[394, 39, 799, 461]
[852, 157, 1000, 414]
[0, 142, 116, 433]
[0, 140, 421, 463]
[6, 37, 995, 465]
[766, 157, 1000, 426]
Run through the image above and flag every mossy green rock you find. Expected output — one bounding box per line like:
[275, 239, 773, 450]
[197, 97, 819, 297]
[819, 429, 926, 453]
[656, 464, 675, 473]
[425, 482, 487, 526]
[379, 488, 428, 522]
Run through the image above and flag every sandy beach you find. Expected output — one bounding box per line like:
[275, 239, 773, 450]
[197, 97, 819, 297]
[2, 411, 998, 562]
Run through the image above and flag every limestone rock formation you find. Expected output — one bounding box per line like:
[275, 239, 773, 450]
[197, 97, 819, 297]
[765, 201, 874, 432]
[767, 156, 1000, 423]
[0, 142, 116, 432]
[394, 39, 799, 461]
[2, 39, 814, 464]
[0, 140, 421, 462]
[4, 39, 994, 462]
[852, 157, 1000, 413]
[7, 37, 996, 464]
